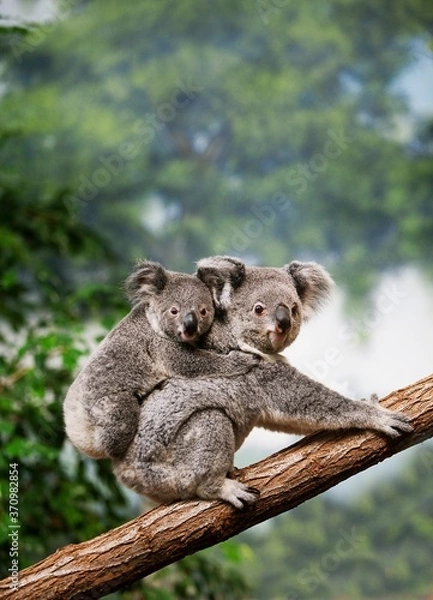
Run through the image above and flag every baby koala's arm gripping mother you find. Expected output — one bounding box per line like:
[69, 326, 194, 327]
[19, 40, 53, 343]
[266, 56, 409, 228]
[63, 259, 257, 461]
[113, 256, 413, 509]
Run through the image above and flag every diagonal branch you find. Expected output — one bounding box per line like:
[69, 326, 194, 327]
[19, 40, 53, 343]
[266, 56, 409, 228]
[1, 374, 432, 600]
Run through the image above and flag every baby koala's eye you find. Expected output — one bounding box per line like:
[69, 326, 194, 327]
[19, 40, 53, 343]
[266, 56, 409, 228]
[199, 307, 208, 316]
[169, 306, 179, 315]
[253, 302, 266, 315]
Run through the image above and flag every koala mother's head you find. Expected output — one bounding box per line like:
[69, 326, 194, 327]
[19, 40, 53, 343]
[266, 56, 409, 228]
[197, 255, 333, 356]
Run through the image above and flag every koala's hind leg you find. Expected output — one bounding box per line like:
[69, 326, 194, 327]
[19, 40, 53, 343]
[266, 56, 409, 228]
[114, 409, 259, 509]
[179, 409, 260, 509]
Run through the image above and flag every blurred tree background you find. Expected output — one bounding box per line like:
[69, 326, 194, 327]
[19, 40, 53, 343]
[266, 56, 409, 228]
[0, 0, 432, 597]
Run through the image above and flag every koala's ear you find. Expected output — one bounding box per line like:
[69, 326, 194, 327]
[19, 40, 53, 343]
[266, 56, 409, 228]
[285, 261, 334, 319]
[196, 255, 246, 311]
[125, 260, 167, 305]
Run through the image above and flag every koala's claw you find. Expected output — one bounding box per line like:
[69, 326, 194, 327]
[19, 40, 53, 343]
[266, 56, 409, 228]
[220, 478, 260, 509]
[240, 486, 261, 509]
[376, 408, 413, 438]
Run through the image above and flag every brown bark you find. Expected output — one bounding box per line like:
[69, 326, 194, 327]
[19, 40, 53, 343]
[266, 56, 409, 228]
[1, 374, 432, 600]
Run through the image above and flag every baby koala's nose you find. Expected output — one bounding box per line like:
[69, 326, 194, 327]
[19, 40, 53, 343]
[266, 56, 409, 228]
[183, 311, 199, 337]
[275, 305, 291, 335]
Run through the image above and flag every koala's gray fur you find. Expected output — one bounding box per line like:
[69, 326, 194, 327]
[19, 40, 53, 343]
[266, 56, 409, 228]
[63, 259, 257, 460]
[113, 256, 413, 509]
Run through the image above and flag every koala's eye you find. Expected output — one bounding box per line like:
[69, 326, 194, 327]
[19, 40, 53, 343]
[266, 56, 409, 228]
[253, 302, 266, 315]
[169, 306, 179, 315]
[199, 308, 208, 317]
[292, 304, 299, 318]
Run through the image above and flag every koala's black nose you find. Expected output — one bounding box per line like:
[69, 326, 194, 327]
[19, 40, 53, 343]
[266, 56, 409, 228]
[275, 305, 291, 334]
[183, 311, 199, 336]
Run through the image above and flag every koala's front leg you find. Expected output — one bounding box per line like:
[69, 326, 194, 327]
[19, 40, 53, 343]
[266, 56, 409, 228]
[186, 410, 260, 508]
[253, 363, 413, 438]
[162, 346, 259, 379]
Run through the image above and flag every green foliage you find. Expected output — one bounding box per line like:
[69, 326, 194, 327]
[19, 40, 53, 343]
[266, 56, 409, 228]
[0, 0, 432, 597]
[0, 185, 120, 329]
[1, 0, 432, 283]
[0, 321, 131, 573]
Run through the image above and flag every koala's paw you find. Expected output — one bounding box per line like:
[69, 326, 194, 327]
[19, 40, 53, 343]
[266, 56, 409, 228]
[227, 350, 261, 372]
[376, 408, 413, 438]
[220, 478, 260, 510]
[360, 393, 413, 438]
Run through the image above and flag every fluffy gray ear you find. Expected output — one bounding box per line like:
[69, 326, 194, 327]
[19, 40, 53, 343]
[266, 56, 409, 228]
[125, 260, 167, 305]
[285, 261, 334, 319]
[196, 255, 246, 311]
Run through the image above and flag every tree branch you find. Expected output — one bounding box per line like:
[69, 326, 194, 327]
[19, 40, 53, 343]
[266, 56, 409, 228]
[1, 374, 432, 600]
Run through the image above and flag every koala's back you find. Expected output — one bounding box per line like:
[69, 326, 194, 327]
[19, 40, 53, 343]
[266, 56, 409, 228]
[69, 305, 166, 402]
[63, 304, 167, 459]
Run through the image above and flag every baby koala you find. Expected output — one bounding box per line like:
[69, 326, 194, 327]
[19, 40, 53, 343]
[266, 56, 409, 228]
[63, 260, 257, 460]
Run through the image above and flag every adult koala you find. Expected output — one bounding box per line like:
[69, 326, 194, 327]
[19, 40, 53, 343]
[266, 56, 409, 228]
[113, 257, 412, 509]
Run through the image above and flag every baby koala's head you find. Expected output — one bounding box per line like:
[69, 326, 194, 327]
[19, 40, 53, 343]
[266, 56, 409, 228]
[126, 260, 215, 344]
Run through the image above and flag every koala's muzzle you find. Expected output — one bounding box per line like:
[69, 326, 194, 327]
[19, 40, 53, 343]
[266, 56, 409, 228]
[275, 305, 291, 334]
[182, 311, 199, 340]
